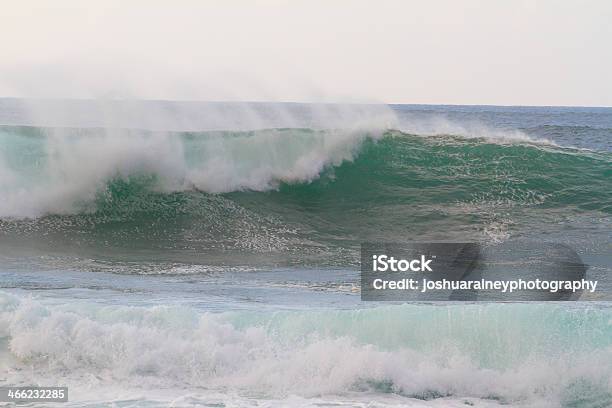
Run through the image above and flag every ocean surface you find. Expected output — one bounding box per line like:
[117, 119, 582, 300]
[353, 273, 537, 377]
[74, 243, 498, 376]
[0, 100, 610, 407]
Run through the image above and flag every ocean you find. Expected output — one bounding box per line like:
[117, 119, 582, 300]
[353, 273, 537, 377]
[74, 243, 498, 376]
[0, 100, 610, 407]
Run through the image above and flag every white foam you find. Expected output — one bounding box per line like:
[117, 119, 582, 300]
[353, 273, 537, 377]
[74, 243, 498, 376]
[0, 100, 402, 218]
[1, 292, 610, 406]
[397, 115, 558, 145]
[0, 127, 383, 218]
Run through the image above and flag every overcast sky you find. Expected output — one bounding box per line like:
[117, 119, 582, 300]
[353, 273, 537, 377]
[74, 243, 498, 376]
[1, 0, 611, 106]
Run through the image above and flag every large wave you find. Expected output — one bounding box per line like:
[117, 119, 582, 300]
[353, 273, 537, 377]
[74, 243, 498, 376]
[1, 125, 609, 218]
[0, 125, 610, 265]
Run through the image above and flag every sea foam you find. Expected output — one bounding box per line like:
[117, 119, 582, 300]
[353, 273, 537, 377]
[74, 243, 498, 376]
[1, 292, 610, 406]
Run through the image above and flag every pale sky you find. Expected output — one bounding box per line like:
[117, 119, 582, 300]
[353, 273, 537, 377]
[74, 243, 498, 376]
[1, 0, 611, 106]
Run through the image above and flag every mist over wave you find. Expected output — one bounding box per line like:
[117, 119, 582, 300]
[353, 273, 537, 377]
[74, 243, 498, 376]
[0, 100, 399, 218]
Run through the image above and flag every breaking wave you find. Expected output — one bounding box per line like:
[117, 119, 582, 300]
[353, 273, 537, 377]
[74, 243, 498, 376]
[0, 125, 609, 219]
[0, 125, 610, 265]
[1, 292, 610, 406]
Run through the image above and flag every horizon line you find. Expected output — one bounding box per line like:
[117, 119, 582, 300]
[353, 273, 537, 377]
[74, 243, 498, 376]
[0, 96, 610, 109]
